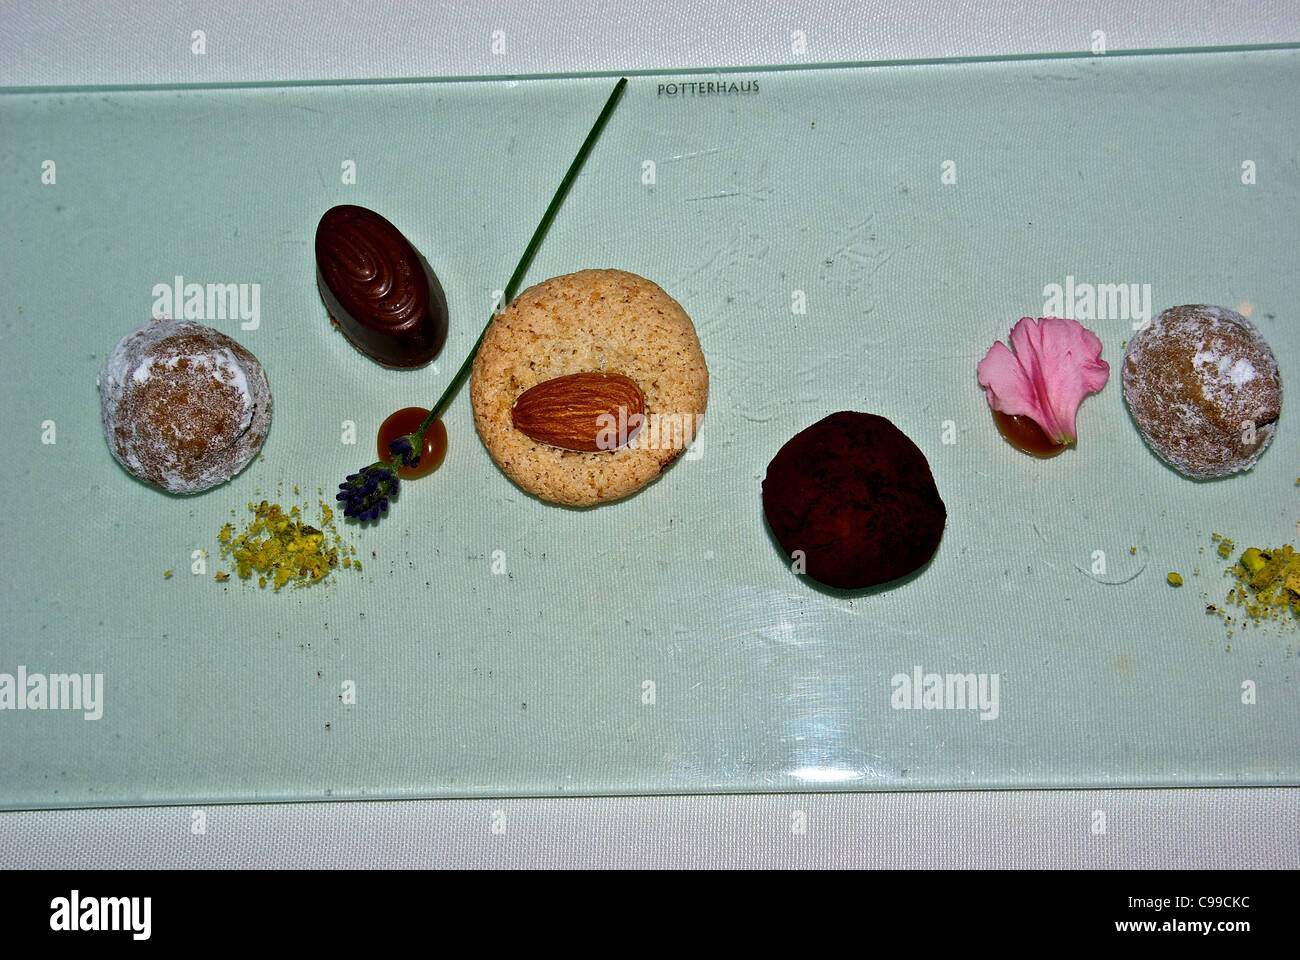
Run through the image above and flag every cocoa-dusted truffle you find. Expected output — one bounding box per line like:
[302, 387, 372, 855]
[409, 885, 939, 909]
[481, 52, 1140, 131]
[762, 412, 946, 589]
[1122, 305, 1281, 479]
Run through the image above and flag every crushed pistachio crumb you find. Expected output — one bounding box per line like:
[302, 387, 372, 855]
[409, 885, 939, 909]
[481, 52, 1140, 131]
[1225, 543, 1300, 622]
[1167, 572, 1183, 587]
[215, 499, 357, 591]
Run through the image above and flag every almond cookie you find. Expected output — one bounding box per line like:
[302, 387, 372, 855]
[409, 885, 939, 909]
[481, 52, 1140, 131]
[470, 269, 708, 506]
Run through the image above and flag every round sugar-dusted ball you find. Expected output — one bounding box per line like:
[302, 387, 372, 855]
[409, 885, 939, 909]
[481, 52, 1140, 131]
[97, 317, 272, 494]
[1122, 305, 1281, 479]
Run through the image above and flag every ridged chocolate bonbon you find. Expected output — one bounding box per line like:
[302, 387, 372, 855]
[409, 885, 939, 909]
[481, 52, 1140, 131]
[315, 204, 448, 368]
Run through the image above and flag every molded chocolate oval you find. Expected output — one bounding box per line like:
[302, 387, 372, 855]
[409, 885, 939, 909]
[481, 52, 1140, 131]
[315, 205, 449, 368]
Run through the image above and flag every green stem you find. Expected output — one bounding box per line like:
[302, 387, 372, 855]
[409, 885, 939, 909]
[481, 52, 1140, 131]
[412, 75, 629, 443]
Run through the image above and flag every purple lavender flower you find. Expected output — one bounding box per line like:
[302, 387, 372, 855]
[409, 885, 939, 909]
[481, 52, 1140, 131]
[336, 463, 400, 521]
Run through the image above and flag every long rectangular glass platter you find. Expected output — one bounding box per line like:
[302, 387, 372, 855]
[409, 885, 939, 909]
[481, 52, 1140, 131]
[2, 47, 1297, 808]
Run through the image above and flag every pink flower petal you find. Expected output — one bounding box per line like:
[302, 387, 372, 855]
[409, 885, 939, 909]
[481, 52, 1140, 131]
[977, 316, 1109, 444]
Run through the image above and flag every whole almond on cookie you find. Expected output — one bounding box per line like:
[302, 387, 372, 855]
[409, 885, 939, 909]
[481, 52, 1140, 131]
[511, 372, 645, 452]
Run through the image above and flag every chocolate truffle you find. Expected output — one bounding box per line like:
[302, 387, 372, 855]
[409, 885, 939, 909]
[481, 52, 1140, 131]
[1122, 305, 1281, 479]
[315, 204, 449, 367]
[97, 317, 272, 494]
[762, 412, 947, 590]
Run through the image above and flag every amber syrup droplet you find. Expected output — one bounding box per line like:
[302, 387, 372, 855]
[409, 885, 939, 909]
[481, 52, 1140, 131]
[378, 407, 447, 478]
[992, 409, 1069, 458]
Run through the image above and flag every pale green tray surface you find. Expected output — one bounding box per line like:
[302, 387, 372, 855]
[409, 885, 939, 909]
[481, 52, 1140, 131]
[1, 50, 1296, 808]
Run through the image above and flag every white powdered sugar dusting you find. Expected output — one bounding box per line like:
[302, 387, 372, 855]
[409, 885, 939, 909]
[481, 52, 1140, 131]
[1122, 304, 1280, 479]
[1192, 341, 1261, 406]
[1228, 357, 1257, 387]
[97, 318, 271, 494]
[213, 347, 252, 408]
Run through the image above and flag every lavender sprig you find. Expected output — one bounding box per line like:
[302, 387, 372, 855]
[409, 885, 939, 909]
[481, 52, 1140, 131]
[336, 464, 400, 521]
[335, 76, 628, 522]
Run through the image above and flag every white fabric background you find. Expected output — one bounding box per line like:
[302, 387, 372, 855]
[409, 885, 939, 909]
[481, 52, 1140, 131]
[2, 0, 1299, 87]
[2, 0, 1297, 868]
[3, 789, 1296, 868]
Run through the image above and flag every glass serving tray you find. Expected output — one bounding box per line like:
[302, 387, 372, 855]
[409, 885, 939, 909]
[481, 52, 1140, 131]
[2, 48, 1297, 809]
